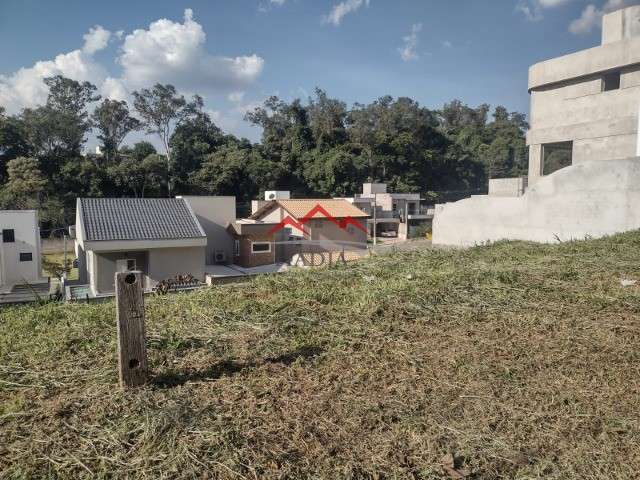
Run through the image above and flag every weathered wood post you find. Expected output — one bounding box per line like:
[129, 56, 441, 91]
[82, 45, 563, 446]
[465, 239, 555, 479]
[115, 271, 148, 388]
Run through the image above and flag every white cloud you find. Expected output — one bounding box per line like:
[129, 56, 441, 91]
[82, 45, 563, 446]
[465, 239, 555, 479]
[101, 77, 130, 102]
[271, 0, 287, 4]
[324, 0, 370, 26]
[228, 91, 245, 103]
[398, 23, 422, 62]
[0, 9, 266, 141]
[569, 0, 640, 34]
[118, 9, 264, 93]
[82, 25, 112, 54]
[516, 0, 574, 21]
[442, 40, 453, 48]
[569, 4, 602, 33]
[0, 47, 108, 113]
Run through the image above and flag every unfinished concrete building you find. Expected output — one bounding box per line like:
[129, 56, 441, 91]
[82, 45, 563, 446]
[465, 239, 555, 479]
[433, 6, 640, 246]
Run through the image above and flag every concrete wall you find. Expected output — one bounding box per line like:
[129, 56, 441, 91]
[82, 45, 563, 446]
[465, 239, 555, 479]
[602, 6, 640, 44]
[180, 196, 235, 264]
[89, 246, 205, 294]
[433, 157, 640, 247]
[363, 183, 388, 195]
[0, 210, 44, 291]
[526, 6, 640, 186]
[94, 251, 148, 294]
[488, 177, 528, 197]
[147, 247, 205, 286]
[527, 68, 640, 184]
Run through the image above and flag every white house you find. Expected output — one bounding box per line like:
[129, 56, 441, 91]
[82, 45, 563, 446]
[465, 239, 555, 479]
[70, 196, 237, 299]
[0, 210, 46, 293]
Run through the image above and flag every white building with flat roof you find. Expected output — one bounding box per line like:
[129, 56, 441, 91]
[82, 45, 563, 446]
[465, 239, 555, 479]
[0, 210, 46, 293]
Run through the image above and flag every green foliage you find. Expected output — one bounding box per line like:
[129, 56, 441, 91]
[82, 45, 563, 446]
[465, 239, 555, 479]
[92, 99, 141, 162]
[0, 157, 47, 209]
[0, 76, 528, 231]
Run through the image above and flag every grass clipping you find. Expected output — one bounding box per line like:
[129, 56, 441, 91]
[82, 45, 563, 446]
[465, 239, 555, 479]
[1, 233, 640, 479]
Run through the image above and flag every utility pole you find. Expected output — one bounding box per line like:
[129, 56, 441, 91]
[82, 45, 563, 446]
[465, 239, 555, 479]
[372, 192, 377, 246]
[63, 233, 68, 280]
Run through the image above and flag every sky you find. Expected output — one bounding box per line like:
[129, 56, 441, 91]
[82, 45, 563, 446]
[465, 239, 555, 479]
[0, 0, 634, 147]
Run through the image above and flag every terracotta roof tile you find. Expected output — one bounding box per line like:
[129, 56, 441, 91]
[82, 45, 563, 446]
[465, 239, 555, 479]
[276, 199, 369, 219]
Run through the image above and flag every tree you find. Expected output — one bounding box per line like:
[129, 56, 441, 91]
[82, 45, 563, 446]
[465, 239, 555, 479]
[169, 111, 225, 193]
[0, 157, 47, 210]
[132, 84, 202, 194]
[92, 99, 141, 162]
[307, 88, 347, 150]
[0, 109, 30, 182]
[109, 153, 167, 198]
[245, 96, 314, 194]
[303, 147, 367, 196]
[21, 76, 100, 173]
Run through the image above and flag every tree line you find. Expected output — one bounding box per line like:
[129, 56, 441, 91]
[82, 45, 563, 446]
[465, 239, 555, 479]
[0, 76, 528, 230]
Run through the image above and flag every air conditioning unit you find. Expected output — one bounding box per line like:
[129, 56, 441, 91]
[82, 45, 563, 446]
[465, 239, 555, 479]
[213, 250, 227, 264]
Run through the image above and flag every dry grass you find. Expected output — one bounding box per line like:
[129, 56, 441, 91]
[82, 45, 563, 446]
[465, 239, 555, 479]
[2, 233, 640, 479]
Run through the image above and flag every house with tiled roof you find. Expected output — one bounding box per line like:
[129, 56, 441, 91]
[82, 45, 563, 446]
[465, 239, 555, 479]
[73, 197, 209, 297]
[229, 195, 369, 268]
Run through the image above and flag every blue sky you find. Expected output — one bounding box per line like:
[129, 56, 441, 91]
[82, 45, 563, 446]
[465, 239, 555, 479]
[0, 0, 624, 145]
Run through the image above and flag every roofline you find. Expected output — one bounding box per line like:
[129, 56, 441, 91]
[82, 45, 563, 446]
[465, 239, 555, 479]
[528, 38, 640, 92]
[84, 237, 207, 252]
[178, 197, 207, 238]
[250, 199, 369, 220]
[76, 198, 87, 248]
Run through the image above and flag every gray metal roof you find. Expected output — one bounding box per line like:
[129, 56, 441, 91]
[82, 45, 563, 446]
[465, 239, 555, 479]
[79, 198, 205, 241]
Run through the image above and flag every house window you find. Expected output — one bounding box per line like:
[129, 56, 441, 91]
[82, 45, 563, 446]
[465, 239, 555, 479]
[602, 71, 621, 92]
[126, 259, 137, 271]
[251, 242, 271, 254]
[542, 141, 573, 176]
[19, 252, 32, 262]
[2, 229, 15, 243]
[234, 240, 240, 257]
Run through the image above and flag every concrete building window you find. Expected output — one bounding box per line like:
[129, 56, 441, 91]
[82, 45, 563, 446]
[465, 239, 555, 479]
[542, 141, 573, 175]
[2, 229, 15, 243]
[251, 242, 271, 253]
[234, 240, 240, 256]
[19, 252, 33, 262]
[602, 71, 621, 92]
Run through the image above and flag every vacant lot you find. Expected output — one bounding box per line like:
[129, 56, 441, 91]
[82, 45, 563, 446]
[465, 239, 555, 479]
[1, 233, 640, 479]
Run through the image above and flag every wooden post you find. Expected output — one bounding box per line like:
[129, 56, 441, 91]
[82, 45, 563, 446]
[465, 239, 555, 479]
[115, 271, 148, 388]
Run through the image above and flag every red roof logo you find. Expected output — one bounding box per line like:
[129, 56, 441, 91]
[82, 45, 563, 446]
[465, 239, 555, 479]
[268, 203, 367, 235]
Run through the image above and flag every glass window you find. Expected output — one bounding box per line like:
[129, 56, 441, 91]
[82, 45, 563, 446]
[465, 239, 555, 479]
[542, 141, 573, 176]
[602, 71, 621, 92]
[234, 240, 240, 256]
[19, 252, 33, 262]
[2, 229, 15, 243]
[251, 242, 271, 253]
[126, 259, 137, 271]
